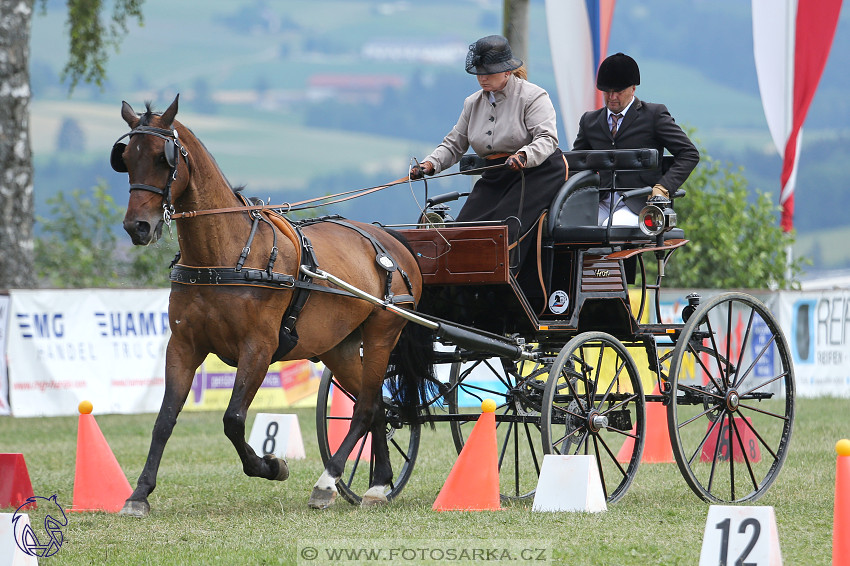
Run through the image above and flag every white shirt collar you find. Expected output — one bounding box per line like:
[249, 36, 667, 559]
[607, 96, 636, 120]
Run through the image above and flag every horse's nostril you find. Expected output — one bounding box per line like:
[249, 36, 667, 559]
[135, 221, 151, 238]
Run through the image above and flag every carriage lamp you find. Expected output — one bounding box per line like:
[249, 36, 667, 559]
[638, 195, 677, 236]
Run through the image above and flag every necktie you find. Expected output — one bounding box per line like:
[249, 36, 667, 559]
[610, 113, 622, 137]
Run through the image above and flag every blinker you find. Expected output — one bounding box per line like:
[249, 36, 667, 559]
[110, 142, 128, 172]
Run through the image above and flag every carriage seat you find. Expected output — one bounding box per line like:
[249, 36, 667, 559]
[547, 149, 684, 244]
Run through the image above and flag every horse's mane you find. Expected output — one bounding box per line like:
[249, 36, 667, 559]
[139, 101, 241, 195]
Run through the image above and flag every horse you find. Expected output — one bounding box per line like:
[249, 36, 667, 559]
[112, 95, 435, 516]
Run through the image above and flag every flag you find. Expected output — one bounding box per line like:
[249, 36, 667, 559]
[752, 0, 842, 232]
[546, 0, 616, 149]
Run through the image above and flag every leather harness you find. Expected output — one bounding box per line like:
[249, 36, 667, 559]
[113, 125, 416, 364]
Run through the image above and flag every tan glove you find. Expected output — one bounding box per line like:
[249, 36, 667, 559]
[651, 184, 669, 199]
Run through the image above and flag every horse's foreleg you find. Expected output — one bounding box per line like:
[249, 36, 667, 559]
[222, 357, 289, 482]
[120, 344, 202, 517]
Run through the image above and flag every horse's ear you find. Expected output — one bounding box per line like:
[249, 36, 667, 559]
[160, 94, 179, 128]
[121, 101, 137, 126]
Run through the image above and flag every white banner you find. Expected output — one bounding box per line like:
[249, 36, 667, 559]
[7, 289, 170, 417]
[777, 289, 850, 397]
[0, 294, 10, 416]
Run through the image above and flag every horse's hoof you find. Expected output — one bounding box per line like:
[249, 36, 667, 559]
[361, 487, 388, 507]
[118, 499, 150, 518]
[308, 487, 338, 509]
[264, 454, 289, 481]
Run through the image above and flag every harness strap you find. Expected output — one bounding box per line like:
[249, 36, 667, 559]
[281, 227, 319, 335]
[321, 219, 415, 301]
[169, 264, 351, 295]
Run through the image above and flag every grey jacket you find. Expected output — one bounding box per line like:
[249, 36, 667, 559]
[425, 74, 559, 172]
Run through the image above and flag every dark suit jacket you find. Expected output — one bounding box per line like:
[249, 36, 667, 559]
[572, 98, 700, 214]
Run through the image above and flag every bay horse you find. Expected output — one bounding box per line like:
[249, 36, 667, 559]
[113, 95, 434, 516]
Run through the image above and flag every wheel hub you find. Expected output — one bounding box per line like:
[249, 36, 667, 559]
[726, 389, 740, 412]
[588, 410, 609, 432]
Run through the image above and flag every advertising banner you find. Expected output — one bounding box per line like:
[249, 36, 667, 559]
[0, 294, 10, 416]
[6, 289, 321, 417]
[7, 289, 170, 417]
[778, 290, 850, 397]
[184, 355, 321, 411]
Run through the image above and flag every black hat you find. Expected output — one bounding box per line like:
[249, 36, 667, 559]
[596, 53, 640, 91]
[465, 35, 523, 75]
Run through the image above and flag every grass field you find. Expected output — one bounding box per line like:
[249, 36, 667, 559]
[1, 397, 845, 565]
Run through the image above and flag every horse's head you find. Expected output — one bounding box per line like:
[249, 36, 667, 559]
[112, 95, 189, 245]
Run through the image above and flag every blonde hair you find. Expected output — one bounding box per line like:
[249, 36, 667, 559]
[512, 65, 527, 80]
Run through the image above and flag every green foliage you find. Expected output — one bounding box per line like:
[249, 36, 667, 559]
[59, 0, 144, 91]
[34, 181, 176, 288]
[664, 151, 806, 290]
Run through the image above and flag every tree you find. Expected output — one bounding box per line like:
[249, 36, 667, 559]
[663, 150, 806, 290]
[56, 116, 86, 153]
[0, 0, 143, 289]
[35, 181, 177, 288]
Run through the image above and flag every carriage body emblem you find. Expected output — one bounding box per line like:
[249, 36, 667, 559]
[548, 290, 569, 314]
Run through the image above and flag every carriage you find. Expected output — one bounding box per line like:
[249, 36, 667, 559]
[113, 97, 794, 516]
[313, 148, 795, 506]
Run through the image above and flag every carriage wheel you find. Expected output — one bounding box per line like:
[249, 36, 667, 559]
[446, 356, 550, 500]
[541, 332, 646, 503]
[315, 368, 420, 505]
[666, 292, 795, 503]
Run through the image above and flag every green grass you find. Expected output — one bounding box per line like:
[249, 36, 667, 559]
[0, 397, 844, 565]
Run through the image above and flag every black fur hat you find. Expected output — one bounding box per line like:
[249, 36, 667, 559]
[465, 35, 523, 75]
[596, 53, 640, 91]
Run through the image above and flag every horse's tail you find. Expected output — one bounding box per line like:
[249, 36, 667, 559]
[384, 228, 442, 427]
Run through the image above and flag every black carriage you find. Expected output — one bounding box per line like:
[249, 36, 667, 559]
[314, 149, 795, 506]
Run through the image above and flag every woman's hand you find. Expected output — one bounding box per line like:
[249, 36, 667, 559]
[410, 161, 435, 179]
[506, 153, 527, 171]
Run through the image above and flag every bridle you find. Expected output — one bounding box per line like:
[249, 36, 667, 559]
[111, 125, 190, 223]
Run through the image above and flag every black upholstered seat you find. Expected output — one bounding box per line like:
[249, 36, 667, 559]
[546, 149, 684, 244]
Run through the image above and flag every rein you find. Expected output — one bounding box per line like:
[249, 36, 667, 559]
[168, 162, 507, 220]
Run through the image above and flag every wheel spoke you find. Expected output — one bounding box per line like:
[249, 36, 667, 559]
[686, 411, 725, 467]
[740, 369, 787, 398]
[592, 435, 610, 501]
[687, 340, 727, 394]
[734, 334, 777, 391]
[730, 416, 760, 493]
[731, 307, 756, 387]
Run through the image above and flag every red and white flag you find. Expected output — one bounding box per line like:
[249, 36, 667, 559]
[546, 0, 616, 148]
[752, 0, 842, 232]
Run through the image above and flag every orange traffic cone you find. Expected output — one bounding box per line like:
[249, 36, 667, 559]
[71, 401, 132, 512]
[617, 384, 673, 464]
[327, 385, 371, 462]
[0, 453, 35, 509]
[433, 399, 501, 511]
[834, 439, 850, 566]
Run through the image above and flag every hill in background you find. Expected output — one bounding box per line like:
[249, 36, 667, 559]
[28, 0, 850, 272]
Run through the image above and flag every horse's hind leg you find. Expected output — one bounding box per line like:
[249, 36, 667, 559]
[222, 354, 290, 482]
[310, 316, 403, 509]
[360, 410, 393, 506]
[121, 341, 205, 517]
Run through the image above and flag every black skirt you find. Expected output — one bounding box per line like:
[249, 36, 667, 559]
[455, 148, 567, 272]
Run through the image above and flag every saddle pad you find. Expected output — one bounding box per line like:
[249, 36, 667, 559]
[263, 210, 302, 272]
